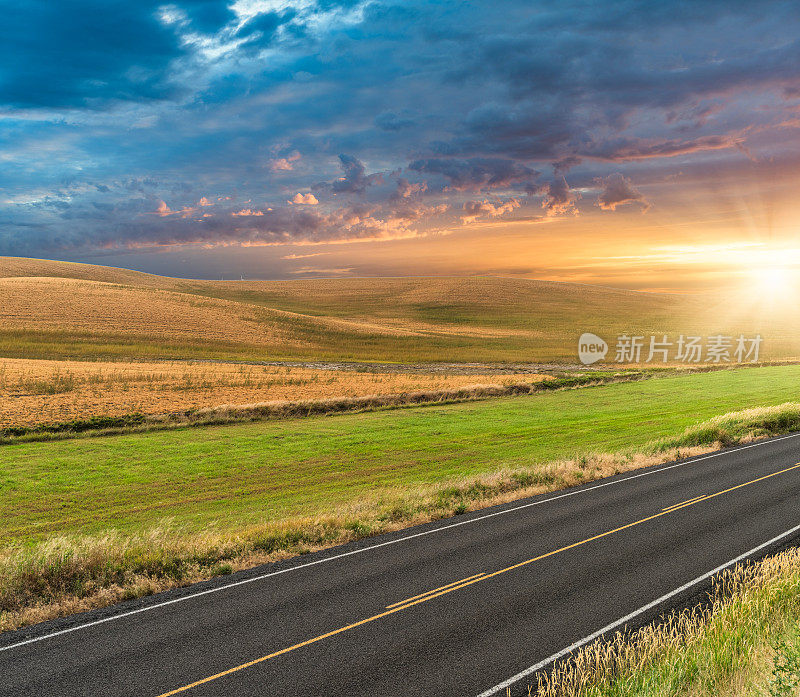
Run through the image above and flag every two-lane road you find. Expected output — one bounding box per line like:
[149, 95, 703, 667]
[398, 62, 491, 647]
[3, 433, 800, 696]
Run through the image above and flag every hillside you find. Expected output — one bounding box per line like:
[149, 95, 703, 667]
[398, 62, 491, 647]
[0, 256, 167, 286]
[1, 256, 797, 363]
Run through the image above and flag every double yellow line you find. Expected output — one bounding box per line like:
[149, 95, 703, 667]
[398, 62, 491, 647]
[662, 495, 707, 512]
[156, 461, 800, 696]
[386, 573, 487, 609]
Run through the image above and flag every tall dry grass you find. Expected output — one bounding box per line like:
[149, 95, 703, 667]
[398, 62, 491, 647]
[660, 403, 800, 450]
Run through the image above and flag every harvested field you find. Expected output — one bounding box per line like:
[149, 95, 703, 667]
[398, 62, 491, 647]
[0, 357, 550, 427]
[0, 277, 304, 347]
[5, 256, 800, 363]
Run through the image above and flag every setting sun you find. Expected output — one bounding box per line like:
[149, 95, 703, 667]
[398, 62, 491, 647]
[748, 264, 800, 304]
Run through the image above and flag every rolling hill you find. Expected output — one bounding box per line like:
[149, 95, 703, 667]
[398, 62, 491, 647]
[1, 256, 797, 363]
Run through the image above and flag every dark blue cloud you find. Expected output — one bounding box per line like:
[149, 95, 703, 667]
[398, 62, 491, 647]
[374, 112, 415, 131]
[409, 158, 539, 192]
[314, 155, 384, 194]
[0, 1, 186, 109]
[183, 0, 237, 34]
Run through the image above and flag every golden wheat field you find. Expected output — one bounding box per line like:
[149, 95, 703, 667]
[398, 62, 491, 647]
[3, 256, 800, 363]
[0, 277, 307, 347]
[0, 357, 549, 427]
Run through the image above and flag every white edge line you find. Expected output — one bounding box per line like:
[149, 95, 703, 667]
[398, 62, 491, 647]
[476, 520, 800, 697]
[2, 431, 799, 653]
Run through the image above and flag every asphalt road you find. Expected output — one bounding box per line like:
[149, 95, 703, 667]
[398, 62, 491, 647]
[3, 432, 800, 697]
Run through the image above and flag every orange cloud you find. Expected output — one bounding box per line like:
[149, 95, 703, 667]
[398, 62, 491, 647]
[289, 192, 319, 205]
[154, 200, 172, 217]
[282, 252, 328, 259]
[153, 199, 211, 218]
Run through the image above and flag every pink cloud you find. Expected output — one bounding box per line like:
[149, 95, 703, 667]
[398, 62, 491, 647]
[540, 177, 580, 216]
[153, 200, 198, 218]
[395, 178, 427, 199]
[269, 151, 301, 172]
[232, 208, 264, 216]
[154, 200, 173, 217]
[588, 134, 744, 162]
[282, 252, 327, 260]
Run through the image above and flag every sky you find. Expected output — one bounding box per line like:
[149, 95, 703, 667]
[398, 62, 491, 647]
[1, 0, 800, 291]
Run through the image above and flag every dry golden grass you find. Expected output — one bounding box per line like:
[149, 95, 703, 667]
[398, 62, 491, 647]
[0, 256, 166, 285]
[0, 277, 304, 346]
[0, 356, 550, 426]
[4, 256, 800, 363]
[0, 276, 534, 355]
[0, 257, 709, 363]
[534, 549, 800, 697]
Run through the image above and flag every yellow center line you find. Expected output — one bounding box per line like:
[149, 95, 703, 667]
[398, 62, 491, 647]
[665, 497, 709, 513]
[386, 573, 486, 609]
[663, 495, 706, 511]
[155, 461, 800, 697]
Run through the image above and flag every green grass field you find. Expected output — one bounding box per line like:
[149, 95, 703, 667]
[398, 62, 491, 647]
[4, 365, 800, 545]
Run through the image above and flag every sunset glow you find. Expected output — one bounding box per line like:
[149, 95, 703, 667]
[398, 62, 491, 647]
[749, 266, 798, 302]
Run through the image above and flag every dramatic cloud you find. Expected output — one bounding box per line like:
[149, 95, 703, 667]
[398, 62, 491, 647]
[1, 0, 799, 261]
[0, 1, 186, 109]
[0, 192, 454, 255]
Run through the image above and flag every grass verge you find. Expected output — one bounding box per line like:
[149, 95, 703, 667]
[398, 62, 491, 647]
[2, 400, 800, 634]
[533, 547, 800, 697]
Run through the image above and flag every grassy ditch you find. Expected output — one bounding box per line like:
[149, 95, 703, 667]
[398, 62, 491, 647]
[2, 399, 800, 634]
[533, 547, 800, 697]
